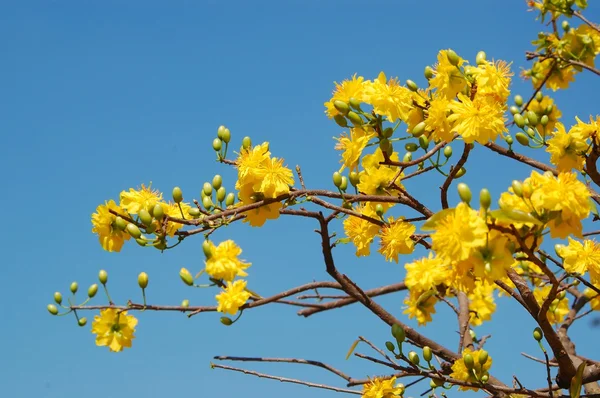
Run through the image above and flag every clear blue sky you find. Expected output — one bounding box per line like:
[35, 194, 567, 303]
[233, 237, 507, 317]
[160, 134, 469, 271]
[2, 1, 600, 397]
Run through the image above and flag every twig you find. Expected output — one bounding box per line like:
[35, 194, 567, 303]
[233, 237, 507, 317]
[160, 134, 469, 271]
[440, 143, 472, 209]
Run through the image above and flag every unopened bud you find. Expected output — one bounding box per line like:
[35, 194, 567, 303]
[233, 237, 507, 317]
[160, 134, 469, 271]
[423, 346, 432, 362]
[375, 204, 385, 216]
[47, 304, 59, 315]
[391, 324, 405, 342]
[533, 327, 543, 341]
[349, 172, 360, 187]
[527, 111, 539, 126]
[333, 114, 348, 127]
[479, 188, 491, 209]
[408, 351, 420, 365]
[99, 270, 108, 285]
[509, 105, 520, 115]
[332, 172, 343, 188]
[88, 284, 98, 298]
[212, 138, 223, 151]
[217, 187, 226, 203]
[242, 136, 252, 149]
[78, 317, 87, 327]
[446, 49, 460, 66]
[457, 183, 472, 204]
[444, 145, 453, 158]
[412, 122, 426, 137]
[515, 132, 530, 147]
[54, 292, 63, 305]
[347, 111, 363, 126]
[333, 100, 350, 115]
[385, 341, 395, 352]
[114, 216, 128, 231]
[514, 95, 524, 107]
[535, 91, 543, 102]
[514, 113, 526, 128]
[172, 187, 183, 203]
[512, 180, 523, 197]
[406, 79, 418, 92]
[424, 66, 434, 79]
[70, 282, 78, 294]
[540, 115, 549, 126]
[225, 192, 235, 207]
[403, 152, 412, 162]
[478, 350, 489, 364]
[339, 176, 348, 191]
[405, 143, 418, 152]
[139, 209, 153, 227]
[138, 272, 149, 289]
[463, 353, 475, 369]
[126, 223, 142, 239]
[505, 135, 514, 145]
[181, 299, 190, 308]
[349, 97, 362, 111]
[455, 167, 466, 178]
[475, 51, 487, 65]
[220, 317, 233, 326]
[179, 268, 194, 286]
[202, 240, 213, 259]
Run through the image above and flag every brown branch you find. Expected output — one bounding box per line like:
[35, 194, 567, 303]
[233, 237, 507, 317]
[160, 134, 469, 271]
[381, 139, 454, 168]
[574, 11, 600, 34]
[358, 336, 398, 366]
[522, 352, 559, 367]
[586, 144, 600, 187]
[484, 142, 556, 174]
[457, 292, 473, 352]
[526, 51, 600, 77]
[440, 143, 472, 209]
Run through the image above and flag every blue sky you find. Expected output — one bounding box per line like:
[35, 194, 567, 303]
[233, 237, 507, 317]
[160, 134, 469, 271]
[2, 1, 600, 397]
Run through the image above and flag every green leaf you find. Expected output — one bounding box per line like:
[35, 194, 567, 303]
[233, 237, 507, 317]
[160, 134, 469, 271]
[336, 237, 352, 245]
[345, 339, 360, 360]
[570, 362, 586, 398]
[589, 197, 599, 217]
[489, 208, 544, 226]
[421, 208, 455, 231]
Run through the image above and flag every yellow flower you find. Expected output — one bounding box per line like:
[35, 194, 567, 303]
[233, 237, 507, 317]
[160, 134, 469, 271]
[334, 126, 376, 172]
[471, 60, 513, 102]
[216, 280, 252, 315]
[450, 349, 492, 391]
[358, 165, 399, 196]
[546, 122, 588, 172]
[403, 289, 437, 326]
[257, 157, 294, 197]
[324, 74, 369, 118]
[557, 238, 600, 278]
[468, 281, 496, 327]
[91, 308, 138, 352]
[532, 171, 590, 222]
[533, 285, 569, 324]
[91, 200, 131, 252]
[119, 183, 162, 215]
[236, 142, 271, 188]
[570, 115, 600, 145]
[470, 230, 514, 282]
[526, 59, 575, 91]
[205, 240, 251, 282]
[361, 376, 404, 398]
[378, 219, 415, 263]
[363, 72, 413, 123]
[447, 93, 507, 144]
[584, 287, 600, 311]
[343, 204, 381, 257]
[431, 202, 488, 262]
[427, 95, 454, 143]
[404, 253, 449, 291]
[429, 49, 467, 99]
[237, 183, 283, 227]
[527, 95, 562, 135]
[361, 147, 399, 170]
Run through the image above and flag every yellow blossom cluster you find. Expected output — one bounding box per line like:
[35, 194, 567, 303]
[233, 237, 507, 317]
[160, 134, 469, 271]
[450, 349, 492, 391]
[546, 115, 600, 172]
[361, 376, 404, 398]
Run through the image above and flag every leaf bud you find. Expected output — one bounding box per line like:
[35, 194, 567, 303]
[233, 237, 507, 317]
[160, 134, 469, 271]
[172, 187, 183, 203]
[347, 111, 363, 126]
[138, 272, 149, 289]
[88, 284, 98, 298]
[332, 172, 343, 188]
[406, 79, 418, 92]
[408, 351, 420, 365]
[533, 327, 543, 341]
[99, 270, 108, 285]
[457, 183, 472, 204]
[515, 132, 530, 147]
[333, 100, 350, 115]
[212, 138, 223, 151]
[179, 268, 194, 286]
[70, 282, 78, 294]
[242, 136, 252, 149]
[475, 51, 487, 65]
[47, 304, 59, 315]
[423, 346, 432, 362]
[385, 341, 395, 352]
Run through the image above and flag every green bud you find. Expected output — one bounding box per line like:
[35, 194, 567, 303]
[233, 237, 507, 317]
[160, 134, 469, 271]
[443, 145, 453, 158]
[535, 91, 543, 102]
[347, 111, 363, 126]
[333, 114, 348, 128]
[211, 175, 223, 190]
[172, 187, 183, 203]
[481, 373, 489, 383]
[216, 187, 226, 203]
[225, 192, 235, 207]
[126, 223, 142, 239]
[475, 51, 487, 65]
[446, 49, 460, 66]
[349, 172, 360, 187]
[139, 209, 153, 227]
[526, 111, 539, 126]
[408, 351, 420, 365]
[419, 135, 429, 150]
[349, 97, 362, 111]
[154, 238, 167, 251]
[135, 237, 147, 247]
[515, 132, 530, 147]
[469, 329, 477, 340]
[455, 167, 467, 178]
[525, 127, 536, 138]
[153, 204, 164, 221]
[533, 327, 543, 341]
[545, 105, 553, 114]
[188, 207, 201, 218]
[540, 115, 549, 126]
[457, 183, 472, 204]
[333, 100, 350, 115]
[463, 353, 475, 369]
[512, 180, 523, 197]
[217, 125, 226, 139]
[509, 105, 520, 115]
[557, 290, 566, 300]
[99, 270, 108, 285]
[339, 176, 348, 191]
[423, 346, 432, 362]
[403, 152, 412, 163]
[47, 304, 59, 315]
[391, 324, 405, 342]
[202, 196, 213, 210]
[480, 188, 491, 209]
[242, 136, 252, 149]
[88, 284, 98, 298]
[478, 350, 489, 365]
[114, 216, 128, 231]
[385, 341, 395, 352]
[181, 299, 190, 308]
[379, 138, 390, 153]
[212, 138, 223, 151]
[424, 66, 434, 79]
[342, 202, 353, 209]
[332, 172, 343, 188]
[203, 182, 213, 196]
[78, 317, 87, 327]
[514, 95, 524, 107]
[221, 128, 231, 144]
[220, 317, 233, 326]
[562, 20, 570, 31]
[513, 113, 526, 128]
[405, 143, 418, 152]
[505, 135, 514, 145]
[70, 282, 78, 294]
[138, 272, 149, 289]
[406, 79, 418, 92]
[203, 240, 213, 259]
[375, 204, 385, 216]
[179, 268, 194, 286]
[412, 121, 426, 137]
[431, 378, 444, 388]
[54, 292, 63, 305]
[382, 127, 393, 138]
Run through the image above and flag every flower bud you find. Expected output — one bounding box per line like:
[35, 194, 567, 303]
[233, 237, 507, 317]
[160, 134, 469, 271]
[443, 145, 453, 158]
[424, 66, 434, 79]
[138, 272, 149, 289]
[514, 95, 523, 107]
[535, 91, 543, 102]
[212, 138, 223, 151]
[221, 128, 231, 144]
[139, 209, 153, 227]
[220, 317, 233, 326]
[512, 180, 523, 197]
[126, 223, 142, 239]
[242, 136, 252, 149]
[333, 114, 348, 127]
[505, 135, 514, 145]
[135, 237, 148, 246]
[179, 268, 194, 286]
[349, 172, 360, 187]
[455, 167, 467, 178]
[540, 115, 549, 126]
[188, 208, 201, 218]
[217, 125, 227, 139]
[446, 49, 460, 66]
[332, 172, 343, 188]
[339, 176, 348, 191]
[533, 327, 543, 341]
[408, 351, 420, 365]
[47, 304, 59, 315]
[203, 182, 213, 196]
[203, 240, 213, 259]
[375, 204, 384, 216]
[545, 105, 553, 114]
[463, 353, 475, 370]
[211, 175, 223, 190]
[475, 51, 487, 65]
[406, 79, 418, 92]
[114, 216, 128, 231]
[469, 329, 477, 340]
[349, 97, 362, 111]
[509, 105, 520, 115]
[526, 111, 539, 126]
[557, 290, 566, 300]
[88, 284, 98, 298]
[333, 100, 350, 115]
[403, 152, 412, 162]
[152, 204, 164, 221]
[54, 292, 63, 305]
[412, 121, 426, 137]
[347, 111, 363, 126]
[522, 182, 532, 199]
[99, 270, 108, 285]
[181, 299, 190, 308]
[379, 138, 390, 152]
[457, 183, 472, 204]
[419, 135, 429, 150]
[479, 189, 491, 210]
[202, 196, 213, 210]
[225, 192, 235, 207]
[562, 20, 570, 31]
[391, 324, 405, 342]
[515, 132, 530, 147]
[382, 127, 393, 138]
[478, 350, 489, 364]
[385, 341, 395, 352]
[514, 113, 526, 128]
[431, 378, 444, 388]
[172, 187, 183, 203]
[77, 317, 87, 327]
[405, 143, 418, 152]
[525, 127, 535, 139]
[70, 282, 78, 294]
[216, 187, 227, 203]
[423, 346, 432, 362]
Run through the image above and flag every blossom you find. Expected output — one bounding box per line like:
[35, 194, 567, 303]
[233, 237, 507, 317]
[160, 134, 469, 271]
[378, 219, 415, 262]
[343, 205, 381, 257]
[546, 122, 588, 172]
[119, 183, 162, 215]
[363, 72, 413, 123]
[447, 93, 507, 144]
[404, 253, 448, 291]
[361, 376, 404, 398]
[324, 74, 369, 118]
[257, 157, 294, 197]
[163, 201, 193, 237]
[526, 59, 575, 91]
[570, 115, 600, 145]
[91, 200, 130, 252]
[216, 280, 252, 315]
[557, 238, 600, 280]
[584, 287, 600, 311]
[471, 60, 513, 102]
[427, 95, 454, 143]
[470, 230, 514, 282]
[450, 349, 492, 391]
[236, 142, 271, 188]
[334, 126, 376, 172]
[533, 284, 569, 324]
[205, 240, 251, 282]
[403, 289, 437, 326]
[429, 49, 467, 99]
[237, 183, 283, 227]
[91, 308, 138, 352]
[527, 95, 562, 135]
[358, 165, 399, 196]
[468, 281, 496, 327]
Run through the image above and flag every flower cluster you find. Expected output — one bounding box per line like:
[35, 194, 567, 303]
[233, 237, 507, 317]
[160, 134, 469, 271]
[546, 115, 600, 171]
[361, 376, 404, 398]
[450, 349, 492, 391]
[91, 308, 138, 352]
